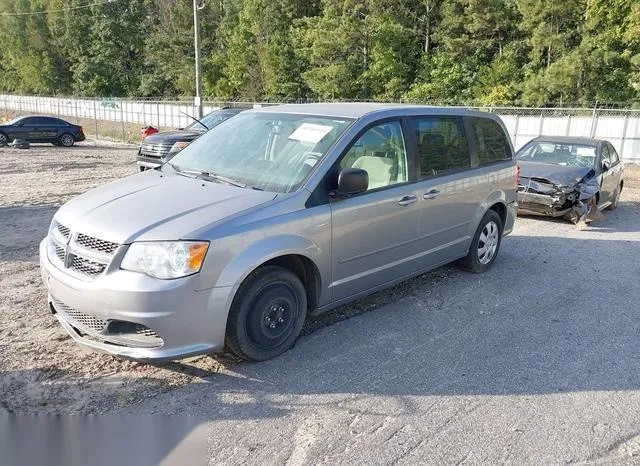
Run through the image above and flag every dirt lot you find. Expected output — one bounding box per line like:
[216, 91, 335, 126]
[1, 144, 639, 415]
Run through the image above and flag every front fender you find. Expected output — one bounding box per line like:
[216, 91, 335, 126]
[213, 234, 325, 291]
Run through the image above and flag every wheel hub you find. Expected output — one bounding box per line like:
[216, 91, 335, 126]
[263, 304, 287, 330]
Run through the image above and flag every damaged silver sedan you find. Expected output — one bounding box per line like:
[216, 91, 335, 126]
[516, 136, 624, 223]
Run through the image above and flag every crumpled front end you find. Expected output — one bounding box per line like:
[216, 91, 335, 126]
[517, 175, 600, 223]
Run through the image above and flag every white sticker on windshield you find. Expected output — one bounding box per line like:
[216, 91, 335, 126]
[288, 123, 333, 144]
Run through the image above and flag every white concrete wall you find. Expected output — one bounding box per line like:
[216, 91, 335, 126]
[1, 94, 639, 161]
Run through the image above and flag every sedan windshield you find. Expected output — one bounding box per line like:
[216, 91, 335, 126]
[168, 112, 353, 192]
[516, 141, 596, 168]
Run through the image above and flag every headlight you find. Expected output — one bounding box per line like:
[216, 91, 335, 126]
[121, 241, 209, 279]
[168, 141, 191, 154]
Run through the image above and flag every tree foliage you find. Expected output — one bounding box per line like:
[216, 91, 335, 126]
[0, 0, 638, 105]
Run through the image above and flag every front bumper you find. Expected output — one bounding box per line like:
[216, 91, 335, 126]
[39, 239, 232, 361]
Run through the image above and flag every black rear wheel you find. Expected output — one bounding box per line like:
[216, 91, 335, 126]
[225, 266, 307, 361]
[0, 133, 7, 146]
[59, 133, 75, 147]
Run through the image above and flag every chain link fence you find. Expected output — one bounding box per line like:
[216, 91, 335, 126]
[0, 94, 639, 161]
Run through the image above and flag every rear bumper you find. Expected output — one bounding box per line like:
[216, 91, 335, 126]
[39, 239, 232, 361]
[76, 133, 86, 142]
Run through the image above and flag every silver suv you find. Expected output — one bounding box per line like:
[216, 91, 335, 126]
[40, 104, 517, 362]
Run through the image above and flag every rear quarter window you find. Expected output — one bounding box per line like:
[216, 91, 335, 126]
[471, 117, 512, 165]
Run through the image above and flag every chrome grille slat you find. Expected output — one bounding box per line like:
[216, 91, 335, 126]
[55, 245, 65, 262]
[76, 233, 118, 255]
[49, 221, 119, 281]
[70, 255, 107, 277]
[58, 224, 70, 239]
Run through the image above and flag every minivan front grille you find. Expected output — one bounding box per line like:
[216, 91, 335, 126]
[70, 255, 107, 277]
[76, 233, 119, 255]
[48, 221, 119, 281]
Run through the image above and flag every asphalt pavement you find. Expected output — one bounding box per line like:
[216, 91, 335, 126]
[129, 197, 640, 465]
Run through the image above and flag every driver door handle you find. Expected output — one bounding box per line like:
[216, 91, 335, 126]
[423, 189, 440, 200]
[398, 195, 418, 206]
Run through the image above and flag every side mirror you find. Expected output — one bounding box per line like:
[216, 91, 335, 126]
[602, 160, 610, 171]
[337, 168, 368, 196]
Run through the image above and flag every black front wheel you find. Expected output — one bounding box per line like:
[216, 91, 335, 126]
[226, 266, 307, 361]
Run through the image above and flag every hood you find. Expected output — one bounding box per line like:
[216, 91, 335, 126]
[54, 170, 277, 244]
[142, 129, 203, 145]
[518, 161, 595, 186]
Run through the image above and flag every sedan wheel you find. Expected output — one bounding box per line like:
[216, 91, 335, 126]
[59, 134, 75, 147]
[0, 133, 7, 146]
[606, 184, 622, 211]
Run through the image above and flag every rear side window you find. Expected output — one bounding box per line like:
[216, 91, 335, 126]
[471, 117, 512, 165]
[412, 117, 470, 178]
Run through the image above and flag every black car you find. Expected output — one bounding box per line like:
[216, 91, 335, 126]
[137, 108, 243, 171]
[516, 136, 624, 223]
[0, 116, 85, 147]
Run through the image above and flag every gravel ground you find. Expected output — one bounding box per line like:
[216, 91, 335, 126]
[1, 144, 639, 417]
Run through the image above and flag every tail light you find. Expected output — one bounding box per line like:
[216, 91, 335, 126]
[516, 164, 521, 186]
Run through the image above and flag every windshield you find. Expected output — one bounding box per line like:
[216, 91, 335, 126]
[516, 141, 596, 168]
[185, 110, 239, 132]
[168, 112, 353, 192]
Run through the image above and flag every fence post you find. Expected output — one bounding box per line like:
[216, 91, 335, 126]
[619, 113, 629, 160]
[156, 102, 160, 128]
[565, 115, 572, 136]
[75, 100, 79, 124]
[512, 114, 520, 145]
[121, 102, 126, 143]
[589, 103, 598, 138]
[93, 100, 98, 138]
[538, 110, 544, 136]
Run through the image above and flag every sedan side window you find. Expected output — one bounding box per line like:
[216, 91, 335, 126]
[413, 117, 470, 178]
[608, 144, 620, 165]
[601, 145, 612, 170]
[340, 121, 408, 191]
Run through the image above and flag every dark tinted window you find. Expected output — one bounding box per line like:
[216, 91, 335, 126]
[471, 117, 512, 164]
[413, 117, 470, 178]
[25, 117, 57, 126]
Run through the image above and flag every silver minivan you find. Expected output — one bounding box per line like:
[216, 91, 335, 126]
[40, 104, 517, 362]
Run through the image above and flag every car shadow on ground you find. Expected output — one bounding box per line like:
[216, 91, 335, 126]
[127, 225, 640, 419]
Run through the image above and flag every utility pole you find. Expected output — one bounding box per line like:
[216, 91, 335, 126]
[193, 0, 203, 117]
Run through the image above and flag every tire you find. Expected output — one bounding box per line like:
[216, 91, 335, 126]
[59, 133, 75, 147]
[458, 210, 503, 273]
[606, 183, 622, 210]
[0, 133, 8, 146]
[225, 266, 307, 361]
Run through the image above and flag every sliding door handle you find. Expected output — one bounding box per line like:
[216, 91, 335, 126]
[423, 189, 440, 200]
[398, 195, 418, 206]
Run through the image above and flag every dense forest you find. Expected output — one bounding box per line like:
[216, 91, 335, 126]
[0, 0, 639, 106]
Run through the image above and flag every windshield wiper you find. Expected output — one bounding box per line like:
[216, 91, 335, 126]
[169, 166, 263, 190]
[180, 111, 209, 131]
